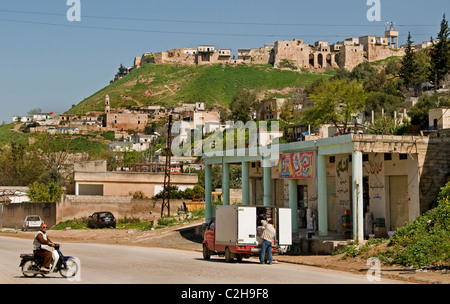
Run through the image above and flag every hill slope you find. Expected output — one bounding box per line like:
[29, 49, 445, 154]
[68, 64, 335, 114]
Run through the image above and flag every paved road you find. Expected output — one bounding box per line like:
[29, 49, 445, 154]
[0, 236, 405, 284]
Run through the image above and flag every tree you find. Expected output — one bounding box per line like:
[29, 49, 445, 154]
[408, 93, 450, 129]
[400, 32, 417, 89]
[118, 64, 128, 76]
[28, 108, 42, 115]
[0, 142, 45, 186]
[429, 14, 450, 89]
[27, 182, 64, 203]
[369, 115, 396, 135]
[230, 89, 259, 123]
[302, 79, 367, 134]
[31, 133, 74, 183]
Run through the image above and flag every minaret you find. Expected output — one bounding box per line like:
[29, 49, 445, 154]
[103, 95, 110, 128]
[105, 95, 111, 114]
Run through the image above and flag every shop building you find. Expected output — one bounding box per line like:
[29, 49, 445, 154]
[203, 134, 433, 241]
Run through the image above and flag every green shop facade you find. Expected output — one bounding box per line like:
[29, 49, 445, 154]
[203, 134, 428, 241]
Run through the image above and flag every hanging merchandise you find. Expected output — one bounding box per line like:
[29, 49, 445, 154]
[342, 209, 352, 239]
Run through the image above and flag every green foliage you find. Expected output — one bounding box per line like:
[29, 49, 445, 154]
[153, 185, 205, 200]
[0, 123, 29, 147]
[27, 181, 65, 203]
[52, 218, 88, 230]
[336, 182, 450, 268]
[278, 59, 298, 70]
[408, 93, 450, 129]
[369, 115, 396, 135]
[68, 64, 331, 114]
[387, 182, 450, 267]
[230, 89, 259, 123]
[0, 141, 45, 186]
[101, 131, 116, 141]
[429, 14, 450, 88]
[302, 79, 367, 134]
[400, 32, 418, 89]
[334, 238, 387, 258]
[364, 91, 403, 118]
[196, 165, 242, 190]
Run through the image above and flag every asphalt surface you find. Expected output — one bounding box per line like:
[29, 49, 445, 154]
[0, 235, 406, 284]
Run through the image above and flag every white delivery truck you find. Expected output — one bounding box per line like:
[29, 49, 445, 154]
[203, 205, 292, 262]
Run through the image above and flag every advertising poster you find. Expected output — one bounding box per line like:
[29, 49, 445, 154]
[279, 151, 315, 179]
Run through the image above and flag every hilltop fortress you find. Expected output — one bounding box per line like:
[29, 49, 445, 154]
[131, 25, 405, 74]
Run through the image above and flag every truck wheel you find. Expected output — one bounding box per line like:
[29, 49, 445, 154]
[202, 244, 211, 260]
[225, 247, 234, 263]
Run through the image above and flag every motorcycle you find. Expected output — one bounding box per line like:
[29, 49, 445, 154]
[19, 244, 80, 278]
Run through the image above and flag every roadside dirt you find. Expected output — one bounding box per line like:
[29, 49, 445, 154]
[2, 222, 449, 284]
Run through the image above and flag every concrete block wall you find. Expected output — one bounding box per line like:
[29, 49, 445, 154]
[57, 195, 188, 223]
[419, 129, 450, 211]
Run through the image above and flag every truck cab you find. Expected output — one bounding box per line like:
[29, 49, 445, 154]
[203, 205, 292, 263]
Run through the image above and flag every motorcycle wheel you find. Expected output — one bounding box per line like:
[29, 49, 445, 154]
[21, 260, 38, 277]
[59, 258, 79, 278]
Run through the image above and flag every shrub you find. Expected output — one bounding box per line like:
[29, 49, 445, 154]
[387, 182, 450, 267]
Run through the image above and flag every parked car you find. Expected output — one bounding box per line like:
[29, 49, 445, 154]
[21, 215, 42, 231]
[87, 211, 116, 228]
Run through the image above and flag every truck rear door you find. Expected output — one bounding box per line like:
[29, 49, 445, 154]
[278, 208, 292, 246]
[237, 207, 257, 245]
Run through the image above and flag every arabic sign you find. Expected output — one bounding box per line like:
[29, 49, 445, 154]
[279, 151, 315, 179]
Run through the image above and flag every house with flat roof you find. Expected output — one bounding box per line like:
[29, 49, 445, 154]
[202, 132, 449, 241]
[73, 160, 198, 199]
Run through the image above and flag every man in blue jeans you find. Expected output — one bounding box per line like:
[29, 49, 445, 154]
[260, 219, 276, 264]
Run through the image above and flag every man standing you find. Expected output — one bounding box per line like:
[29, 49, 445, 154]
[33, 223, 55, 272]
[260, 219, 276, 265]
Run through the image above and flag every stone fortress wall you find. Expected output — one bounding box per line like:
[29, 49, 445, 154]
[132, 27, 405, 73]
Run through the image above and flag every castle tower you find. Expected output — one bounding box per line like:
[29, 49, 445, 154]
[385, 22, 399, 49]
[105, 95, 110, 114]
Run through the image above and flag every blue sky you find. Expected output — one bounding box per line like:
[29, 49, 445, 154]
[0, 0, 448, 123]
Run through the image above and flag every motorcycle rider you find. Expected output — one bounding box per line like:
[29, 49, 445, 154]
[33, 222, 55, 272]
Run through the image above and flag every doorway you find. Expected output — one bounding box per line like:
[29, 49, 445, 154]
[327, 177, 337, 231]
[297, 185, 308, 228]
[389, 176, 409, 230]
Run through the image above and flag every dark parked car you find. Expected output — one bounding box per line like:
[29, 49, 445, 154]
[88, 211, 116, 228]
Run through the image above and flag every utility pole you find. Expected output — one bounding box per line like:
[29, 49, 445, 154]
[161, 115, 173, 217]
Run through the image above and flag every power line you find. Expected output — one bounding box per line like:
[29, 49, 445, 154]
[0, 17, 437, 39]
[0, 8, 441, 28]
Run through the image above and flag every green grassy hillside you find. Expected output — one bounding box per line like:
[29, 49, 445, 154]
[68, 63, 335, 114]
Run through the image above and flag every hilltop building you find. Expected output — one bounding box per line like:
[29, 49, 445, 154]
[132, 27, 405, 73]
[103, 95, 148, 132]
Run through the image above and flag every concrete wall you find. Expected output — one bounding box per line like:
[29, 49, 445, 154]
[429, 108, 450, 130]
[74, 171, 198, 198]
[1, 202, 57, 229]
[420, 129, 450, 211]
[1, 196, 194, 229]
[57, 195, 189, 223]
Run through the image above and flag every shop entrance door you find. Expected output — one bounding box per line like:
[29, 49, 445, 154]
[297, 185, 308, 228]
[389, 176, 409, 230]
[327, 177, 337, 231]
